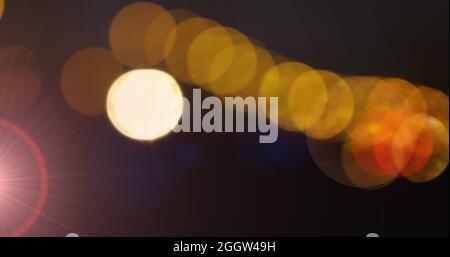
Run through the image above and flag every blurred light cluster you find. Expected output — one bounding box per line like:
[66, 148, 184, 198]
[55, 2, 448, 189]
[308, 79, 449, 189]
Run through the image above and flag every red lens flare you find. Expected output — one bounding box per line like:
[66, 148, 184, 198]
[0, 119, 48, 237]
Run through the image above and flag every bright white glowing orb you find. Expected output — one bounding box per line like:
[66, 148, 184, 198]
[107, 69, 183, 141]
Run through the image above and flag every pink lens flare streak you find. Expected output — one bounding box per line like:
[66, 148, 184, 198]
[0, 119, 48, 237]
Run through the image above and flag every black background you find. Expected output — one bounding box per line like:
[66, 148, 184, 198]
[0, 0, 448, 237]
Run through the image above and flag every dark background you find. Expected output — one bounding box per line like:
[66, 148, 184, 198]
[0, 0, 448, 236]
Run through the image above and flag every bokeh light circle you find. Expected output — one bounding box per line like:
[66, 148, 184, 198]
[169, 9, 198, 24]
[232, 46, 275, 99]
[419, 86, 449, 130]
[259, 62, 313, 131]
[187, 26, 234, 85]
[165, 17, 219, 84]
[107, 69, 184, 142]
[307, 137, 355, 187]
[376, 112, 430, 177]
[307, 136, 395, 190]
[143, 8, 176, 66]
[408, 116, 449, 183]
[109, 2, 172, 67]
[342, 138, 397, 190]
[305, 70, 354, 140]
[344, 76, 382, 134]
[288, 69, 328, 131]
[60, 47, 124, 116]
[349, 109, 405, 177]
[206, 29, 258, 96]
[385, 78, 427, 114]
